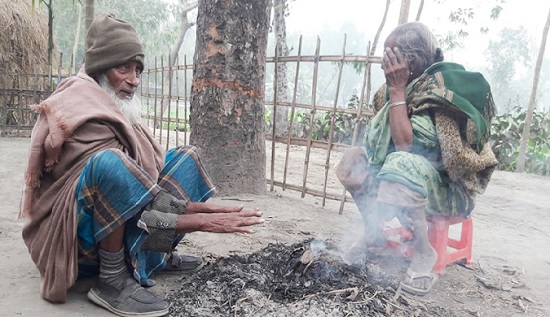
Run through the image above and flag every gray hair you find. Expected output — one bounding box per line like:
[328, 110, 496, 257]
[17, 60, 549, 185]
[388, 22, 443, 71]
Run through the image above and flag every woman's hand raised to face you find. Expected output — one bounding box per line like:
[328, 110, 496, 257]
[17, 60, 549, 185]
[381, 46, 410, 92]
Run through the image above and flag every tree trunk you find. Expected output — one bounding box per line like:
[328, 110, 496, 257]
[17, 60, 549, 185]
[72, 3, 83, 73]
[190, 0, 272, 195]
[370, 0, 391, 56]
[273, 0, 290, 136]
[398, 0, 411, 25]
[85, 0, 95, 31]
[415, 0, 424, 21]
[154, 0, 198, 129]
[516, 7, 550, 172]
[169, 0, 198, 66]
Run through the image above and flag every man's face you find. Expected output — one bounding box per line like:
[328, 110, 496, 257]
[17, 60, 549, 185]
[105, 60, 143, 100]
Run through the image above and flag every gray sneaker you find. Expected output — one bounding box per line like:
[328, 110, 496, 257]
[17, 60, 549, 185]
[160, 252, 203, 274]
[87, 278, 169, 317]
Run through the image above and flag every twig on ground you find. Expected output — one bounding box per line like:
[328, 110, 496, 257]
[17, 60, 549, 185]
[381, 297, 405, 311]
[302, 287, 359, 299]
[221, 197, 255, 202]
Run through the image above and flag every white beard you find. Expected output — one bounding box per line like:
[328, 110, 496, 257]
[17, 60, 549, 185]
[98, 75, 143, 125]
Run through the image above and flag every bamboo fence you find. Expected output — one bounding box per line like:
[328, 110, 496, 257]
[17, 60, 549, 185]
[0, 39, 381, 213]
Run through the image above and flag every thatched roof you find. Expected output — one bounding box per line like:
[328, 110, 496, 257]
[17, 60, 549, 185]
[0, 0, 50, 74]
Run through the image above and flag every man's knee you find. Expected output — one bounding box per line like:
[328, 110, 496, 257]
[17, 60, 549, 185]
[90, 148, 127, 165]
[336, 147, 368, 189]
[174, 145, 199, 155]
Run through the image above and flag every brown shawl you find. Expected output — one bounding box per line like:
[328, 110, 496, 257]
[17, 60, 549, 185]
[20, 68, 165, 303]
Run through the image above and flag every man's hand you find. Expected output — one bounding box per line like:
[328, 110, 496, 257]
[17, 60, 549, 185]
[186, 202, 245, 214]
[176, 206, 264, 234]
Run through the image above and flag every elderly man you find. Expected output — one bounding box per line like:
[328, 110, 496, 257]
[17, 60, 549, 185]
[21, 13, 263, 317]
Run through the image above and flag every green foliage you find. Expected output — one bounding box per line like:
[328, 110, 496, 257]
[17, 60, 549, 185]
[490, 105, 550, 176]
[44, 0, 183, 69]
[436, 0, 505, 52]
[267, 92, 370, 145]
[143, 103, 188, 132]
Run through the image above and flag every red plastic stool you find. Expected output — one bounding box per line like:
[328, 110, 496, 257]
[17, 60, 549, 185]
[428, 215, 474, 274]
[384, 225, 414, 257]
[384, 216, 474, 274]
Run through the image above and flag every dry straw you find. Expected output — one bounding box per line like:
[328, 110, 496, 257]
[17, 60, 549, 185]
[0, 0, 50, 75]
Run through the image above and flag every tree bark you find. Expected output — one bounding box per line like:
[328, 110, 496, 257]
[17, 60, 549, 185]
[190, 0, 272, 195]
[516, 7, 550, 172]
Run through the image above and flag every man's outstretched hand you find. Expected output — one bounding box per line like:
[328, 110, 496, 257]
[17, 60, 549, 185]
[176, 204, 264, 234]
[186, 202, 245, 214]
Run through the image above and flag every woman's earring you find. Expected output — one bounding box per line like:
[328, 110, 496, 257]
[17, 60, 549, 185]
[410, 71, 413, 76]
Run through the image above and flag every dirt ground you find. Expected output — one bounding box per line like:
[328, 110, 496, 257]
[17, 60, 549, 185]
[1, 137, 549, 316]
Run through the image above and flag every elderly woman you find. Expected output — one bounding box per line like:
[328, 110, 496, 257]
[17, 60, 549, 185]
[336, 22, 498, 295]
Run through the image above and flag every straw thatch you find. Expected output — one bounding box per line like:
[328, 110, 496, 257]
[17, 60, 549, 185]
[0, 0, 50, 74]
[1, 0, 53, 136]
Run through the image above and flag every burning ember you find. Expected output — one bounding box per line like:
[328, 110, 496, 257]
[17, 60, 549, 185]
[167, 238, 449, 316]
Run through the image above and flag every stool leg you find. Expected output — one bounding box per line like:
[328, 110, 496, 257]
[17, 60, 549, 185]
[461, 218, 474, 264]
[429, 217, 450, 274]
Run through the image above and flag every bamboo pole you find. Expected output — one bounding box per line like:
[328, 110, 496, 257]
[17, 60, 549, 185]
[301, 37, 321, 198]
[270, 44, 279, 191]
[166, 53, 172, 151]
[184, 55, 188, 145]
[265, 55, 379, 63]
[283, 36, 303, 190]
[322, 35, 346, 207]
[269, 180, 353, 202]
[153, 57, 158, 137]
[339, 42, 373, 214]
[175, 55, 180, 147]
[159, 55, 165, 145]
[16, 74, 22, 137]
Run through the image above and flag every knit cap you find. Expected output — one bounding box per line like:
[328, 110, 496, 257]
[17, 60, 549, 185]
[84, 13, 144, 75]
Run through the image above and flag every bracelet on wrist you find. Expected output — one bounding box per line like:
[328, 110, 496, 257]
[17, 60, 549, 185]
[388, 101, 406, 109]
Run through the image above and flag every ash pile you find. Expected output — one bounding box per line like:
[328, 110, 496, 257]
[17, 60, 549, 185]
[166, 238, 449, 316]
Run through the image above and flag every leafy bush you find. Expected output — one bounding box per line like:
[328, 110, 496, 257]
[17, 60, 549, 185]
[266, 92, 370, 145]
[490, 105, 550, 176]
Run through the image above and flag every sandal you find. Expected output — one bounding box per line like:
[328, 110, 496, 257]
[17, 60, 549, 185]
[399, 268, 439, 296]
[87, 278, 169, 317]
[161, 252, 203, 274]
